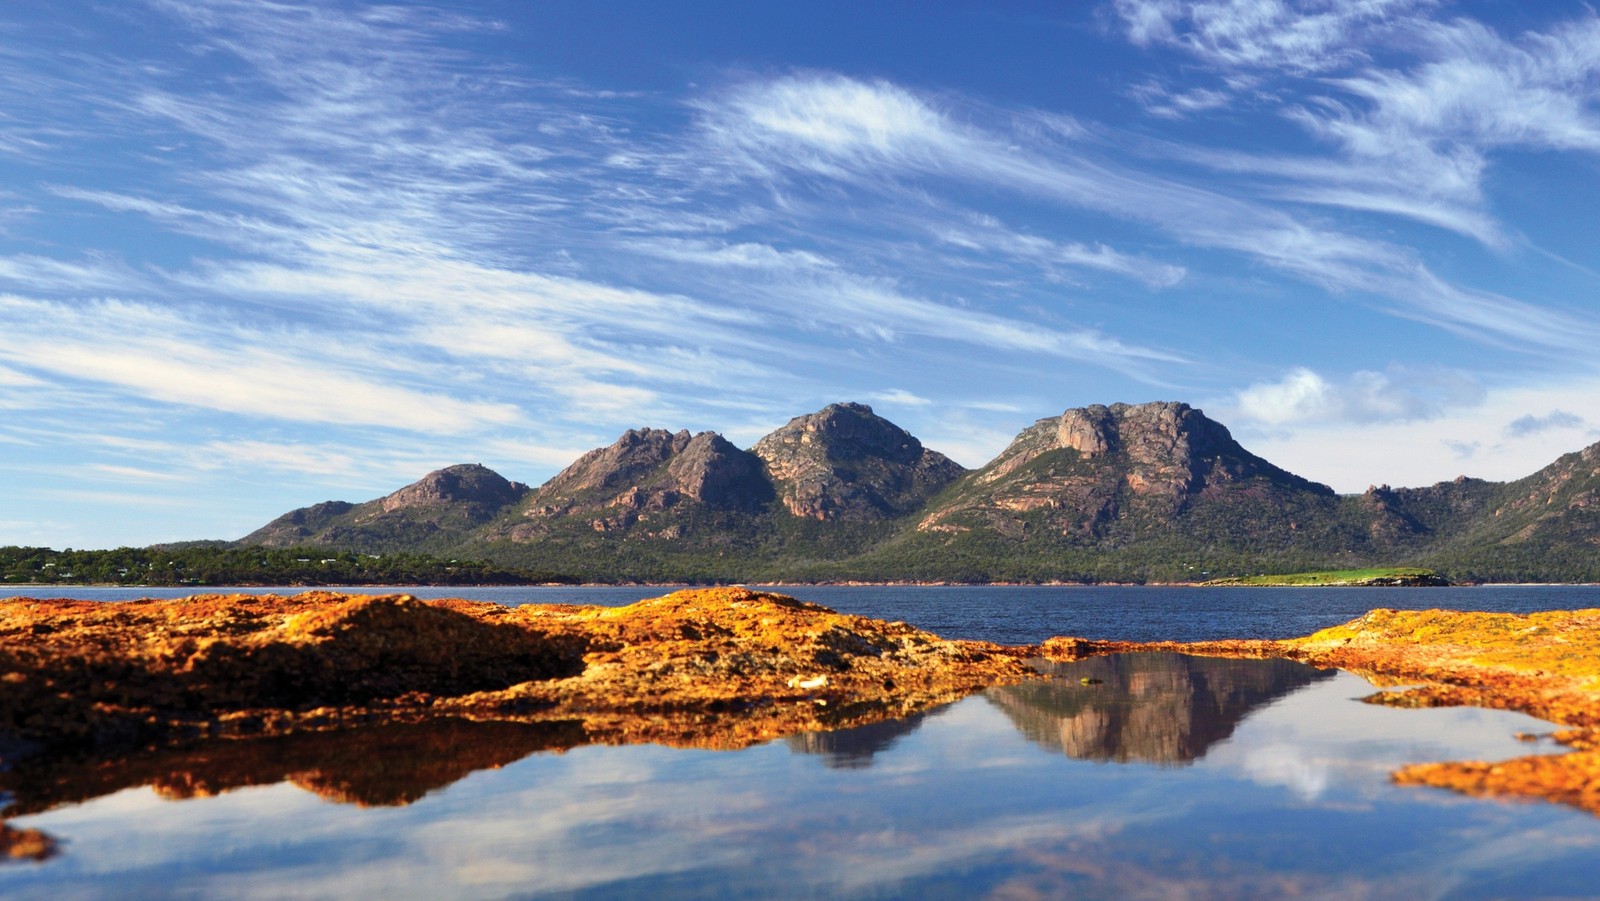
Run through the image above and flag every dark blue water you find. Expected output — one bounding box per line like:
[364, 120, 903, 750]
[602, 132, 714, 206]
[9, 583, 1595, 644]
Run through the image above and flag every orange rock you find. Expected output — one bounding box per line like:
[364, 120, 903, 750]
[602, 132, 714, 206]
[0, 587, 1032, 757]
[0, 824, 55, 863]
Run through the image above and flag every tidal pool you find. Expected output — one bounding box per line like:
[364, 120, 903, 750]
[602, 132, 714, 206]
[3, 653, 1597, 899]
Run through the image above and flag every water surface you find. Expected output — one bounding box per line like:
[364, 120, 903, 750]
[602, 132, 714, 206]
[7, 583, 1596, 643]
[3, 649, 1597, 899]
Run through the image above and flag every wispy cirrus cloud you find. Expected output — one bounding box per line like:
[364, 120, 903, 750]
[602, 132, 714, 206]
[621, 233, 1181, 374]
[13, 8, 1190, 450]
[929, 218, 1187, 289]
[1127, 80, 1233, 119]
[4, 0, 1600, 549]
[696, 72, 1597, 352]
[0, 294, 522, 433]
[1117, 3, 1600, 248]
[1114, 0, 1435, 72]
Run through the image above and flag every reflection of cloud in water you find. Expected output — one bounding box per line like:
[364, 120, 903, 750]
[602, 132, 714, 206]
[984, 653, 1333, 765]
[1241, 743, 1332, 801]
[1203, 673, 1565, 806]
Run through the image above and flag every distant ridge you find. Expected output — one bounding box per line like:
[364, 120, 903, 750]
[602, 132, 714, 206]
[238, 401, 1600, 583]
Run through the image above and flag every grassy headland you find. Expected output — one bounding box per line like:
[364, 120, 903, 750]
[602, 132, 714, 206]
[1200, 567, 1450, 587]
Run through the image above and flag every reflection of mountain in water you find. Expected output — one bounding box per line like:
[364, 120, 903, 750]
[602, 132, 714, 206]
[785, 707, 943, 769]
[986, 653, 1333, 766]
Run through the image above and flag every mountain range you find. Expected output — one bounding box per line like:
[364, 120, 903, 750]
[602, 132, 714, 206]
[241, 401, 1600, 583]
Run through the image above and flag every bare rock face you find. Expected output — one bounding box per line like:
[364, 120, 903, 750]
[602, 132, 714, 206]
[1111, 401, 1247, 498]
[507, 428, 774, 538]
[752, 402, 967, 521]
[1056, 406, 1116, 457]
[922, 401, 1331, 537]
[378, 464, 526, 514]
[533, 427, 771, 512]
[538, 428, 697, 499]
[664, 432, 771, 509]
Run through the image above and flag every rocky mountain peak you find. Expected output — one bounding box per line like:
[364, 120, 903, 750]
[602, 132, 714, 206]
[509, 426, 773, 539]
[1056, 405, 1116, 457]
[238, 464, 527, 548]
[538, 428, 697, 498]
[752, 402, 967, 521]
[663, 432, 772, 509]
[1031, 401, 1310, 492]
[378, 464, 527, 514]
[980, 401, 1253, 489]
[1109, 402, 1239, 476]
[925, 400, 1331, 539]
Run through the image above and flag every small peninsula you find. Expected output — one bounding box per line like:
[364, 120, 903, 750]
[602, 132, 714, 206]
[1199, 566, 1451, 587]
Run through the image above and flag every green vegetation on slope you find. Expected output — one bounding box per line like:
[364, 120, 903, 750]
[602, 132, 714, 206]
[0, 545, 576, 587]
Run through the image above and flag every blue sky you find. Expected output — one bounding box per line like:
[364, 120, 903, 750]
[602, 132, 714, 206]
[4, 0, 1600, 549]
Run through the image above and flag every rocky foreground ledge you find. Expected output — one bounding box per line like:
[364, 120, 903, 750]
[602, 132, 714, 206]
[3, 588, 1600, 849]
[0, 588, 1032, 761]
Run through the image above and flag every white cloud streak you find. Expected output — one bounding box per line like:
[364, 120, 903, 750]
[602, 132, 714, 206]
[1232, 365, 1485, 426]
[1114, 0, 1436, 72]
[0, 294, 520, 433]
[699, 73, 1597, 351]
[1119, 3, 1600, 249]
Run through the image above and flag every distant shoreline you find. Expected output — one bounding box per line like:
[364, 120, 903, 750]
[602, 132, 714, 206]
[4, 579, 1598, 592]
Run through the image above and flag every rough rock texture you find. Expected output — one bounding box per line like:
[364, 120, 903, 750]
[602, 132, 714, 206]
[0, 589, 1029, 758]
[918, 400, 1332, 539]
[752, 402, 967, 521]
[503, 429, 773, 539]
[376, 463, 527, 514]
[0, 588, 1039, 861]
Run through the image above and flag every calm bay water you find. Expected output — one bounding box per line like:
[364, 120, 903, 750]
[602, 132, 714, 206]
[6, 582, 1597, 643]
[4, 585, 1600, 898]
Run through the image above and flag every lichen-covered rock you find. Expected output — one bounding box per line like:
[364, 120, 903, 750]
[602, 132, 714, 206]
[0, 588, 1030, 758]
